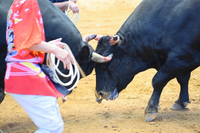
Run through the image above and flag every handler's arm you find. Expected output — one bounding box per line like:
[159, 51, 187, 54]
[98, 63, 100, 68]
[28, 41, 74, 69]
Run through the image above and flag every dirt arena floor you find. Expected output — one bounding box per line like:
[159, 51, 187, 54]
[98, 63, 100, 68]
[1, 0, 200, 133]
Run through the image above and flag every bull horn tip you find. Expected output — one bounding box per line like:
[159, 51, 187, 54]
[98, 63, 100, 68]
[91, 34, 97, 39]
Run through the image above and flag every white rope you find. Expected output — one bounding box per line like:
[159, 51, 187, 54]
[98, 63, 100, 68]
[46, 44, 85, 91]
[65, 1, 79, 25]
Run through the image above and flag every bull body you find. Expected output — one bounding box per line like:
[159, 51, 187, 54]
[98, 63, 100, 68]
[0, 0, 94, 103]
[94, 0, 200, 121]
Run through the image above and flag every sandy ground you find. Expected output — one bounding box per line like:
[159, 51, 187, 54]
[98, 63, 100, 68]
[1, 0, 200, 133]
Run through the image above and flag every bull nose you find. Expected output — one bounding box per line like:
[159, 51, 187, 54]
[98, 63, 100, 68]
[95, 90, 110, 100]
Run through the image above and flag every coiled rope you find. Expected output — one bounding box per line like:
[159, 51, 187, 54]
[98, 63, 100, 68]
[47, 1, 80, 98]
[65, 0, 79, 25]
[46, 44, 85, 91]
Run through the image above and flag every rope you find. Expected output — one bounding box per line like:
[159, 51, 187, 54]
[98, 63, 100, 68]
[46, 44, 85, 91]
[65, 1, 79, 25]
[49, 0, 80, 99]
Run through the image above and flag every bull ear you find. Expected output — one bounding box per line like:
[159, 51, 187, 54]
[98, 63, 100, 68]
[117, 32, 133, 47]
[121, 32, 133, 47]
[119, 32, 136, 55]
[79, 45, 91, 59]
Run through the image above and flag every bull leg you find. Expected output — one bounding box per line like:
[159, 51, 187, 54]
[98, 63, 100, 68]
[0, 77, 5, 104]
[0, 60, 6, 104]
[171, 72, 191, 110]
[144, 72, 168, 121]
[0, 88, 5, 104]
[144, 61, 185, 121]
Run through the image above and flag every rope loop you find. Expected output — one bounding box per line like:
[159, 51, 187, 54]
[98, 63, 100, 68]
[46, 44, 85, 91]
[65, 1, 79, 25]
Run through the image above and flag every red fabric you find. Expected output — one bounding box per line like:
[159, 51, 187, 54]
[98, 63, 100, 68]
[5, 63, 64, 97]
[12, 0, 45, 58]
[5, 0, 64, 97]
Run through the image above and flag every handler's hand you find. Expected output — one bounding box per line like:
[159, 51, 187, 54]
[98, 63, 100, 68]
[48, 38, 74, 69]
[70, 2, 79, 13]
[54, 47, 74, 69]
[70, 0, 77, 3]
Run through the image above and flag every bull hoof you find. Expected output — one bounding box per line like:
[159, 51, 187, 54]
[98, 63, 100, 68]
[157, 105, 161, 110]
[0, 94, 5, 104]
[171, 102, 189, 110]
[145, 113, 158, 122]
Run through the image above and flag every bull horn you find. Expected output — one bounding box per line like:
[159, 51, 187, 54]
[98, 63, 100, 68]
[91, 52, 113, 63]
[109, 35, 120, 45]
[83, 34, 97, 42]
[94, 35, 104, 41]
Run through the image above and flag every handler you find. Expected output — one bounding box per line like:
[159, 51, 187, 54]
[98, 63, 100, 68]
[5, 0, 74, 132]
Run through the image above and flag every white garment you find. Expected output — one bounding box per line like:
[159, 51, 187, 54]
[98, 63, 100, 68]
[8, 93, 64, 133]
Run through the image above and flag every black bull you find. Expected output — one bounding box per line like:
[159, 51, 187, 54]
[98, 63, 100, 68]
[94, 0, 200, 121]
[0, 0, 96, 103]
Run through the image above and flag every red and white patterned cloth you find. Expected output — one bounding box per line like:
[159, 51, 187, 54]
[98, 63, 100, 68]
[5, 0, 64, 97]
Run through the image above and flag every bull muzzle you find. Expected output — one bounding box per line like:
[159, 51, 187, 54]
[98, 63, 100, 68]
[95, 88, 119, 104]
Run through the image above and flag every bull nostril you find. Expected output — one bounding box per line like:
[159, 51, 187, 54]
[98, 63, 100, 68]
[95, 91, 109, 100]
[98, 91, 103, 99]
[95, 90, 102, 99]
[98, 92, 103, 96]
[98, 91, 109, 99]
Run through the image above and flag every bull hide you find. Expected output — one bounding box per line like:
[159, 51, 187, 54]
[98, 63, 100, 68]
[0, 0, 95, 104]
[94, 0, 200, 121]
